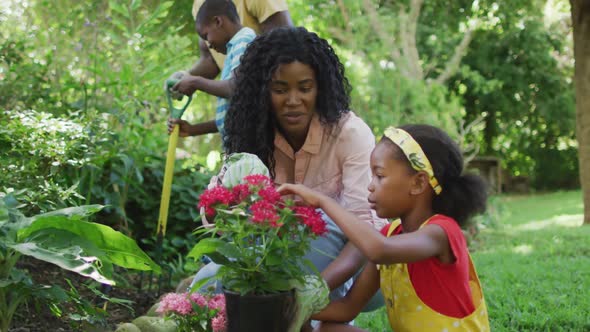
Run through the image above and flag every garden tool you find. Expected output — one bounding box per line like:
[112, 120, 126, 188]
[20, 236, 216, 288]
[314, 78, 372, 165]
[156, 79, 192, 238]
[143, 79, 192, 294]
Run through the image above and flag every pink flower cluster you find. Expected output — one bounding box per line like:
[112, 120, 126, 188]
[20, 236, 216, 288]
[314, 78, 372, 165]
[294, 206, 328, 236]
[193, 174, 329, 295]
[198, 174, 327, 234]
[198, 186, 233, 216]
[157, 292, 192, 315]
[251, 200, 281, 227]
[243, 174, 272, 186]
[231, 183, 250, 202]
[258, 186, 282, 203]
[157, 292, 226, 332]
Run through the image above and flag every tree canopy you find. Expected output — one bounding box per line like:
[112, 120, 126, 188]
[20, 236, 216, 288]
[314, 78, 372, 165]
[0, 0, 579, 223]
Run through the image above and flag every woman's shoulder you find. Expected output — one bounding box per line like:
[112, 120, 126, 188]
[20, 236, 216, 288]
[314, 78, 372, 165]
[339, 111, 373, 133]
[330, 111, 375, 144]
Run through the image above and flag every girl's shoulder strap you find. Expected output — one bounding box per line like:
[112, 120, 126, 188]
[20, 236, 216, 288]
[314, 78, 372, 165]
[386, 219, 402, 237]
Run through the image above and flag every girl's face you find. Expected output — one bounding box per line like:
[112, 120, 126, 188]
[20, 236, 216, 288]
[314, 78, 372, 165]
[269, 61, 318, 139]
[368, 141, 415, 219]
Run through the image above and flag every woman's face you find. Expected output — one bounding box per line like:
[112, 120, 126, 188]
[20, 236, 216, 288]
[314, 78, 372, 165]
[269, 61, 318, 139]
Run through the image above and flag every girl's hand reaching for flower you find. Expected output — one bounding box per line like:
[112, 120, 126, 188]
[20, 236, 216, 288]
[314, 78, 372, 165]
[277, 184, 325, 208]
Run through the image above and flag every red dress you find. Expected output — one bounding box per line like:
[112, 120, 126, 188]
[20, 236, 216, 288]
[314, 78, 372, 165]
[380, 214, 475, 317]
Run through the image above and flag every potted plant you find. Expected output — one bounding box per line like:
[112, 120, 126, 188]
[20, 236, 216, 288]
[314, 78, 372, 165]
[187, 172, 327, 332]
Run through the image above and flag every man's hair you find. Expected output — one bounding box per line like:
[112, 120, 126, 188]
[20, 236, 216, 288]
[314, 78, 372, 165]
[223, 27, 352, 178]
[196, 0, 240, 25]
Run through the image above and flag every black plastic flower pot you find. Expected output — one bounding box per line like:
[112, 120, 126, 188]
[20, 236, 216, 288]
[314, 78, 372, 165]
[223, 288, 297, 332]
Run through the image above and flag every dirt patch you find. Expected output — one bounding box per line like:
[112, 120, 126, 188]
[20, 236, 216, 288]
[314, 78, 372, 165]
[9, 259, 174, 332]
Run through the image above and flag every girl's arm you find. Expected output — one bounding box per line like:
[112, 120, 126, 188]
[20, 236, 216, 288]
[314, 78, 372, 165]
[321, 242, 365, 291]
[312, 262, 380, 323]
[278, 184, 449, 265]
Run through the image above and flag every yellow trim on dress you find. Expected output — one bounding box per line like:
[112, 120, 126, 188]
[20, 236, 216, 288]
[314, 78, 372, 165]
[378, 218, 490, 331]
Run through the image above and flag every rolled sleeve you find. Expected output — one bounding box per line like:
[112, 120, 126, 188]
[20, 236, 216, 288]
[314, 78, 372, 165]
[245, 0, 289, 23]
[337, 117, 386, 229]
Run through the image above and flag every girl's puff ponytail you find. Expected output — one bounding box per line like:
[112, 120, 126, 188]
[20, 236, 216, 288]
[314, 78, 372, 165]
[399, 124, 488, 226]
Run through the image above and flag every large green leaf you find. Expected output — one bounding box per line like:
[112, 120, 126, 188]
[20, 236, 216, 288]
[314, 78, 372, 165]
[265, 252, 283, 266]
[187, 238, 227, 261]
[8, 241, 115, 285]
[26, 228, 115, 279]
[265, 275, 292, 292]
[4, 205, 104, 236]
[205, 252, 231, 265]
[18, 217, 160, 274]
[217, 242, 242, 260]
[27, 205, 104, 223]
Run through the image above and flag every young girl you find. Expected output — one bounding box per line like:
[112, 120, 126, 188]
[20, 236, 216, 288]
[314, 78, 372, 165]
[279, 124, 491, 331]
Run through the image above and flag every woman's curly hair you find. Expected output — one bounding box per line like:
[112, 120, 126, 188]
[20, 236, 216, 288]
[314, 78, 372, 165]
[223, 26, 352, 178]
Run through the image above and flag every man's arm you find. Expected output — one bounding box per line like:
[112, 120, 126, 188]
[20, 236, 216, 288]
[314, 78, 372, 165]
[173, 76, 233, 99]
[168, 119, 218, 137]
[259, 10, 293, 33]
[187, 39, 221, 79]
[186, 120, 219, 136]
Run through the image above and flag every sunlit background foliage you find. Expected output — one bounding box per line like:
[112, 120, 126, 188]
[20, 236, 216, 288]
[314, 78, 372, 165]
[0, 0, 577, 272]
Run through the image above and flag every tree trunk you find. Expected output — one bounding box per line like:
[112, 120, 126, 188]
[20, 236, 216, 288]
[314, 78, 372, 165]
[571, 0, 590, 225]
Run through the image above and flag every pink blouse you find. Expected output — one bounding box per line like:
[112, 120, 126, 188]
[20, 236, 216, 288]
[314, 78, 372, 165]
[273, 112, 387, 229]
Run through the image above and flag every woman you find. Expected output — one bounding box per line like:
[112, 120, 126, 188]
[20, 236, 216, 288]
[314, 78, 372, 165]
[223, 26, 387, 306]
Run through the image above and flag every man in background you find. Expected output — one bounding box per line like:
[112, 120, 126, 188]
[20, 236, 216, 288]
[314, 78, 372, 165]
[191, 0, 292, 74]
[171, 0, 292, 82]
[166, 0, 293, 137]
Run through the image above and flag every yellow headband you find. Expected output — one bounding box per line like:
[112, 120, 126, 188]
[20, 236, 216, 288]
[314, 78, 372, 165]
[383, 127, 442, 195]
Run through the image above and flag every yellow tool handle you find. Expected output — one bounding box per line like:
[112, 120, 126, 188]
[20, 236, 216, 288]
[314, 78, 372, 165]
[157, 125, 179, 236]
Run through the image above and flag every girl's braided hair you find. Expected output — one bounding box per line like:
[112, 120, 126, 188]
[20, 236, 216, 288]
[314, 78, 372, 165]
[223, 26, 351, 178]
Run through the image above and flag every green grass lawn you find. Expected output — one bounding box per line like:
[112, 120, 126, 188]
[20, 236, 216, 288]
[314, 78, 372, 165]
[356, 190, 590, 331]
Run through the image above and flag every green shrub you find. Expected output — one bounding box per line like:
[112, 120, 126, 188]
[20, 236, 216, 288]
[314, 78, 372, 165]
[0, 194, 159, 331]
[0, 109, 108, 214]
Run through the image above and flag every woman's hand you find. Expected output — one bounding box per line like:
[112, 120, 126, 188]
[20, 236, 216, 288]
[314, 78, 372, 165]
[167, 118, 193, 137]
[277, 183, 325, 208]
